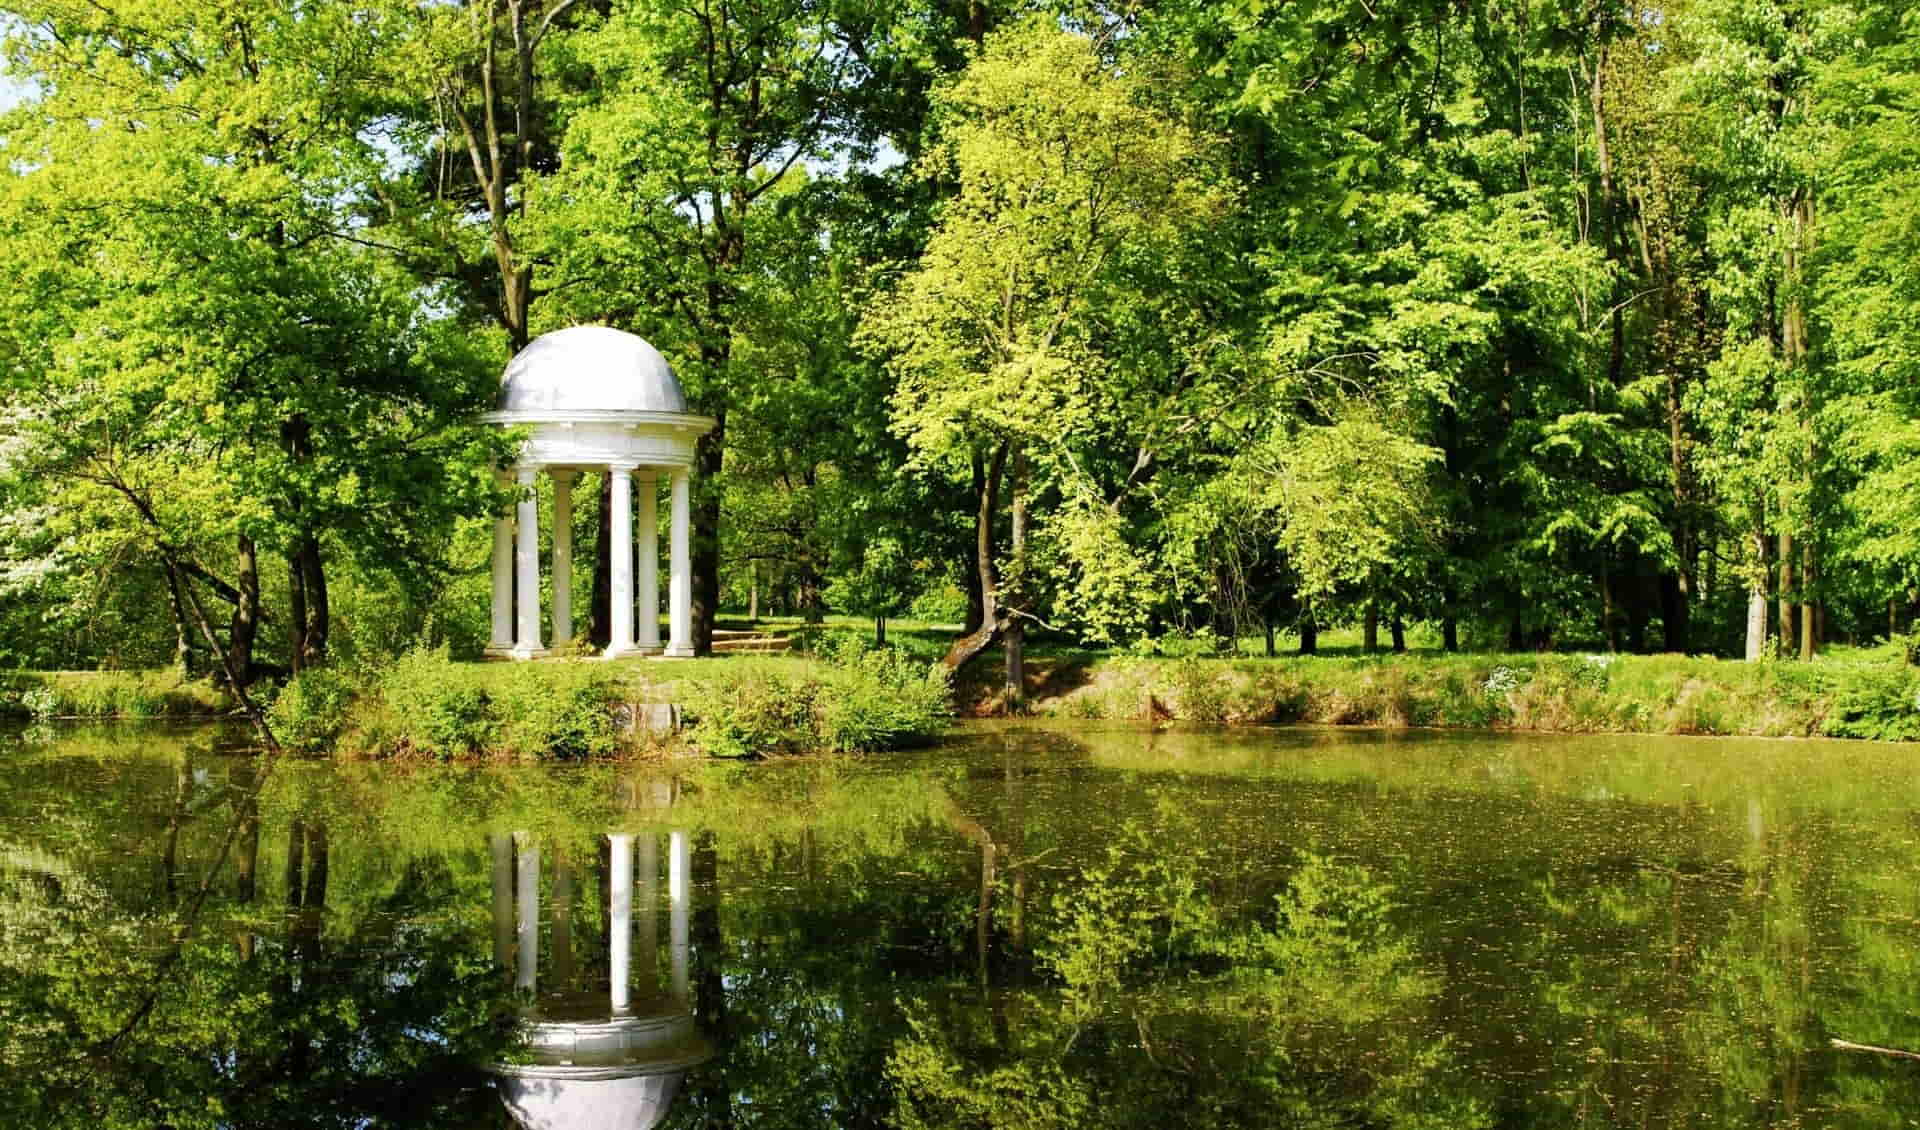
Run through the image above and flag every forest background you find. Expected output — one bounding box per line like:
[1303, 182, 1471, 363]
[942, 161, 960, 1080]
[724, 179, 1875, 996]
[3, 0, 1919, 690]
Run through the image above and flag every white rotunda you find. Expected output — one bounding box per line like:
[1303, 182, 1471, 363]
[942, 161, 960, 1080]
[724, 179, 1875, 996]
[483, 326, 716, 660]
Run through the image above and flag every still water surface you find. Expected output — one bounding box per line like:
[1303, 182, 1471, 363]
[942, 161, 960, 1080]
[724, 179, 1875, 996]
[3, 720, 1919, 1128]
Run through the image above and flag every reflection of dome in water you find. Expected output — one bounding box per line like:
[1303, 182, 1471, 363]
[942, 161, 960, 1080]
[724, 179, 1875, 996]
[486, 831, 711, 1130]
[494, 1011, 712, 1130]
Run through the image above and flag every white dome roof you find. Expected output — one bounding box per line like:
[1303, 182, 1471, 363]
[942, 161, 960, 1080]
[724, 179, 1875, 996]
[497, 1068, 686, 1130]
[499, 326, 687, 415]
[491, 1010, 711, 1130]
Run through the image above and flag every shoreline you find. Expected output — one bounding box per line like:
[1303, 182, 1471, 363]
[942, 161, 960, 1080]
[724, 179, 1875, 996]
[6, 648, 1918, 751]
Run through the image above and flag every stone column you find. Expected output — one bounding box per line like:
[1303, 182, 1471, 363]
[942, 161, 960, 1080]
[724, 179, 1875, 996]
[637, 832, 659, 988]
[669, 830, 690, 1001]
[513, 467, 546, 657]
[490, 832, 514, 970]
[551, 471, 575, 647]
[606, 464, 637, 658]
[488, 472, 513, 657]
[666, 467, 693, 657]
[514, 833, 540, 993]
[637, 473, 661, 652]
[608, 833, 632, 1014]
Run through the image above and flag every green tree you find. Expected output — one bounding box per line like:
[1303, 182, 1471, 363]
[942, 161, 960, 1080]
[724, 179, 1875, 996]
[864, 17, 1230, 673]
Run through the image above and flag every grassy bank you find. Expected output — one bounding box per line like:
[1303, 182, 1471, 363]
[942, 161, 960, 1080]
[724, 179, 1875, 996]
[267, 638, 951, 759]
[0, 668, 233, 720]
[991, 651, 1920, 741]
[11, 628, 1916, 751]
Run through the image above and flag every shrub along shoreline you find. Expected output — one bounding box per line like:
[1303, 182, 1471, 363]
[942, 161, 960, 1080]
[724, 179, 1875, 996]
[1003, 652, 1920, 742]
[4, 646, 1917, 753]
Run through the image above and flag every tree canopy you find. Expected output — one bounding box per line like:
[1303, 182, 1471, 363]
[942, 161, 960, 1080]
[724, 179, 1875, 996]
[4, 0, 1920, 675]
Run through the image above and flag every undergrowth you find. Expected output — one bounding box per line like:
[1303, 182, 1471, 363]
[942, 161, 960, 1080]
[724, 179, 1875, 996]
[1032, 651, 1920, 741]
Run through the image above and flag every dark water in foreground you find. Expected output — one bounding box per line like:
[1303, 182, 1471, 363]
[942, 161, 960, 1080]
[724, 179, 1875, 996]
[3, 721, 1920, 1129]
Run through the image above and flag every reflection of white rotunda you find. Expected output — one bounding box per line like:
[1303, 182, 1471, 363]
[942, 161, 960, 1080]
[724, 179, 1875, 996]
[483, 327, 717, 660]
[489, 831, 712, 1130]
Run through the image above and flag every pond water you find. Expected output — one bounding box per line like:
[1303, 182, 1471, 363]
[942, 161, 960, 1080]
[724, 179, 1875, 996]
[3, 720, 1919, 1129]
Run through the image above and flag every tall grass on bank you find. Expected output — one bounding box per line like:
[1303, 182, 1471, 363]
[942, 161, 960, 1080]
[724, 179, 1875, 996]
[0, 669, 232, 719]
[262, 637, 954, 760]
[268, 645, 630, 759]
[1035, 651, 1920, 740]
[679, 636, 952, 756]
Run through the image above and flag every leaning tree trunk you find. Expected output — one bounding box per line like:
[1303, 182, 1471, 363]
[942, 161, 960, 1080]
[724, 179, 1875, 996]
[163, 562, 195, 678]
[943, 441, 1010, 671]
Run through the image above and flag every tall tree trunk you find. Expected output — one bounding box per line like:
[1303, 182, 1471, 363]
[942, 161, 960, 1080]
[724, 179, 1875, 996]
[962, 451, 986, 634]
[1799, 541, 1817, 661]
[1778, 529, 1796, 658]
[1442, 615, 1458, 653]
[591, 472, 611, 647]
[298, 536, 327, 667]
[1600, 569, 1619, 652]
[691, 833, 732, 1127]
[286, 536, 328, 673]
[1391, 617, 1406, 654]
[692, 413, 726, 656]
[1297, 608, 1318, 656]
[1660, 573, 1689, 653]
[797, 554, 825, 624]
[943, 441, 1009, 670]
[289, 549, 308, 676]
[230, 535, 259, 687]
[1362, 601, 1378, 653]
[1003, 444, 1027, 712]
[1666, 367, 1696, 653]
[1263, 618, 1276, 658]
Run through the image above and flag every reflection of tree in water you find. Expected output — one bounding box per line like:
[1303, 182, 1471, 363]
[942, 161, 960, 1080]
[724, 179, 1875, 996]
[12, 725, 1920, 1129]
[0, 749, 517, 1130]
[887, 814, 1491, 1130]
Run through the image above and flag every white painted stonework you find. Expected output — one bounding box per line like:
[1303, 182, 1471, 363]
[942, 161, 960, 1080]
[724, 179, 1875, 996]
[483, 327, 716, 659]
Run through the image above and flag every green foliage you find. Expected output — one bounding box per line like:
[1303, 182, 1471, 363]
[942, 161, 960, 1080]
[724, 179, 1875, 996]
[893, 813, 1485, 1130]
[489, 664, 622, 759]
[266, 668, 355, 753]
[682, 640, 951, 756]
[1026, 651, 1920, 740]
[0, 670, 230, 720]
[906, 581, 970, 625]
[376, 647, 497, 759]
[1821, 668, 1920, 741]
